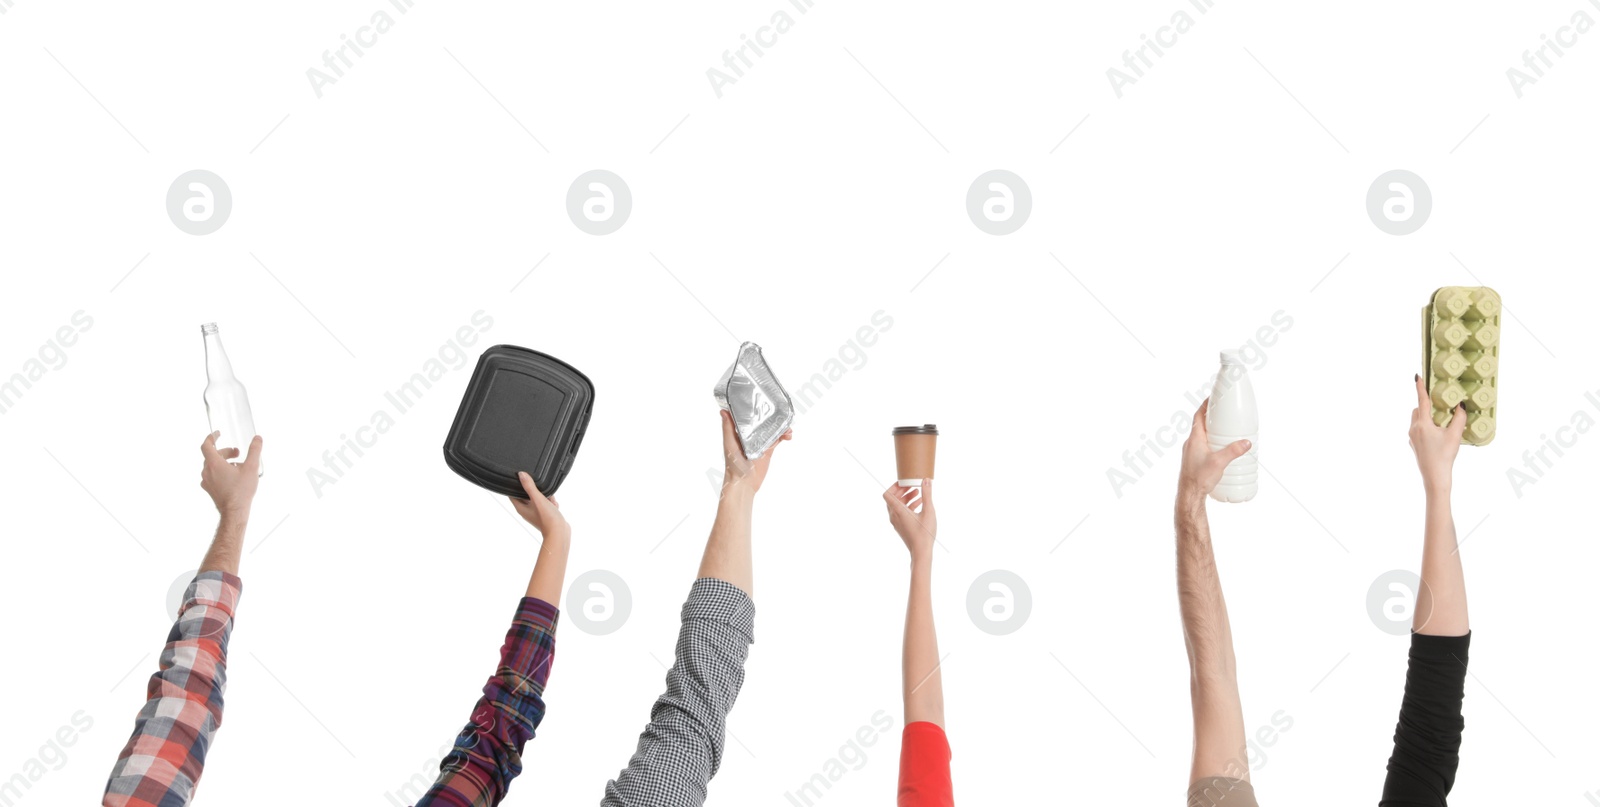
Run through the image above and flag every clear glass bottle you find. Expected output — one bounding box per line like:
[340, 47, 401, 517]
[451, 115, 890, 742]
[202, 323, 261, 476]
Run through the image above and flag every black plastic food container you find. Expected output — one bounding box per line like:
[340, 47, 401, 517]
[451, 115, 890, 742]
[443, 345, 595, 498]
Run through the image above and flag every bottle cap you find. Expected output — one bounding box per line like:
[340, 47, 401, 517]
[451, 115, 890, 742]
[892, 424, 939, 435]
[1220, 350, 1245, 365]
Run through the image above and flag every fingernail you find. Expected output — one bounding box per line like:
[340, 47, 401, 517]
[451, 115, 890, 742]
[1458, 402, 1466, 411]
[1414, 373, 1420, 382]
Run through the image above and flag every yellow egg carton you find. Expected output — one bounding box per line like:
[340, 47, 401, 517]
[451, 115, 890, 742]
[1421, 286, 1500, 445]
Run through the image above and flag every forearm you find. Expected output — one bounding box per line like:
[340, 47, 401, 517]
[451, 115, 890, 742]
[524, 532, 571, 604]
[697, 483, 755, 596]
[902, 552, 943, 727]
[1175, 493, 1247, 783]
[1415, 489, 1468, 636]
[1176, 493, 1235, 675]
[197, 514, 248, 577]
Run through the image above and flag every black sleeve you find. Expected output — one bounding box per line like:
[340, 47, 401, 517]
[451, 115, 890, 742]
[1379, 631, 1471, 807]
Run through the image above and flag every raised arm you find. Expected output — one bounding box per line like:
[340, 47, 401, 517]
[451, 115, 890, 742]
[1380, 378, 1471, 807]
[885, 481, 942, 727]
[103, 432, 262, 807]
[1408, 375, 1469, 638]
[885, 480, 955, 807]
[695, 409, 787, 595]
[416, 472, 569, 807]
[1175, 402, 1259, 807]
[601, 410, 787, 806]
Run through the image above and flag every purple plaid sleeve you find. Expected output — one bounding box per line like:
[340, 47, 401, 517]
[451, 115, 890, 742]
[416, 597, 559, 807]
[103, 571, 242, 807]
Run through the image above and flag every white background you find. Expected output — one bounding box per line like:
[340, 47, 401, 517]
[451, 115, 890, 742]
[2, 1, 1597, 804]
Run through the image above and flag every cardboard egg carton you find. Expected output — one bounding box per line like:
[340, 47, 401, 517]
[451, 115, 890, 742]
[1422, 286, 1500, 445]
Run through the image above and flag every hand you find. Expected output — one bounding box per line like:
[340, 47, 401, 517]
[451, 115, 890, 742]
[1410, 374, 1465, 495]
[200, 431, 263, 522]
[720, 409, 791, 496]
[1177, 399, 1251, 504]
[883, 481, 937, 559]
[511, 471, 571, 543]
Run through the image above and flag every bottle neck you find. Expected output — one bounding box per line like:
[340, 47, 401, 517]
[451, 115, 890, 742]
[204, 332, 236, 381]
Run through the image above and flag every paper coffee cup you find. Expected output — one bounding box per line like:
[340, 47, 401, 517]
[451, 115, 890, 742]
[892, 424, 938, 487]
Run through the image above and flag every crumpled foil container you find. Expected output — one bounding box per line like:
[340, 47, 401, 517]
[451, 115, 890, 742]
[713, 341, 795, 459]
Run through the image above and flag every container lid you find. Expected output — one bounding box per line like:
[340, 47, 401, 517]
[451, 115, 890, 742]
[1220, 350, 1245, 365]
[713, 341, 796, 460]
[892, 424, 939, 435]
[443, 345, 595, 498]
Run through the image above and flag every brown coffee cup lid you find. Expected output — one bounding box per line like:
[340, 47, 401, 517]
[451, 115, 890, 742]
[892, 424, 938, 435]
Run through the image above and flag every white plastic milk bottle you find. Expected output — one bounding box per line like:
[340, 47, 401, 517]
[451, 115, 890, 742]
[1206, 350, 1258, 503]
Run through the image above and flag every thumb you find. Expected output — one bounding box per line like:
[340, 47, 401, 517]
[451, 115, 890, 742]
[517, 471, 549, 504]
[1448, 402, 1468, 438]
[1220, 438, 1252, 461]
[242, 435, 264, 472]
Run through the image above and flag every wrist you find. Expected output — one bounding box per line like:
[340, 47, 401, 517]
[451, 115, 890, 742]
[909, 552, 934, 574]
[217, 508, 250, 533]
[719, 479, 757, 504]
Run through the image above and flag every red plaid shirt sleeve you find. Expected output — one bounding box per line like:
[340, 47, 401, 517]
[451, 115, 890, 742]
[103, 571, 242, 807]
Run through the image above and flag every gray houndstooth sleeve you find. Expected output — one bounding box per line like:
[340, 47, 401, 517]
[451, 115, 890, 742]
[599, 578, 756, 807]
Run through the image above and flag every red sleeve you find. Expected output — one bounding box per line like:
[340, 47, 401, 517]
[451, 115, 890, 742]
[104, 571, 242, 807]
[897, 721, 954, 807]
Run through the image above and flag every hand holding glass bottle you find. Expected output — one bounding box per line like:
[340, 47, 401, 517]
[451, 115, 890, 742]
[201, 323, 262, 477]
